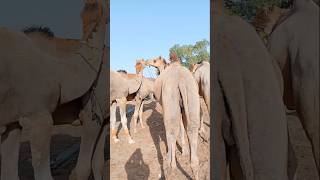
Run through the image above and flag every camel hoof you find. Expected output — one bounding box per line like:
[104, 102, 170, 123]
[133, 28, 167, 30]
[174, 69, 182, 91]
[133, 129, 137, 133]
[128, 138, 135, 144]
[113, 138, 120, 143]
[141, 125, 145, 129]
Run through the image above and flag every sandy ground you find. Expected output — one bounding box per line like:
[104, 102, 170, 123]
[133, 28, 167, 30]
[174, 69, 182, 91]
[0, 100, 318, 180]
[110, 99, 210, 180]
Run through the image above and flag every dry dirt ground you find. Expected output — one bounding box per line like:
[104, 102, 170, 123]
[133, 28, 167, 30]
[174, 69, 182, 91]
[0, 100, 318, 180]
[110, 99, 210, 180]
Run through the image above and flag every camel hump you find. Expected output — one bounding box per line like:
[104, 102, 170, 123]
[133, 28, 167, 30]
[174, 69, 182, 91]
[22, 25, 55, 37]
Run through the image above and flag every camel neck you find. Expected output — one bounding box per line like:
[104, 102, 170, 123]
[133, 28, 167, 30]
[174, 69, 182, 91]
[158, 65, 165, 73]
[213, 0, 225, 15]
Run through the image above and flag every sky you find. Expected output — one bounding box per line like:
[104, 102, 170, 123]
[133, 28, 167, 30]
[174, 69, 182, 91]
[110, 0, 210, 77]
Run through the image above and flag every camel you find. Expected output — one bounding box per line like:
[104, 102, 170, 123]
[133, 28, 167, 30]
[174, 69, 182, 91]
[0, 0, 107, 179]
[130, 59, 156, 133]
[211, 0, 288, 179]
[268, 0, 319, 172]
[145, 56, 200, 180]
[110, 70, 142, 144]
[190, 61, 210, 133]
[113, 60, 155, 134]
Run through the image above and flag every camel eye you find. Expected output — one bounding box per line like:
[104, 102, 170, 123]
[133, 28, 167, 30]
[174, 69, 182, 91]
[153, 60, 156, 63]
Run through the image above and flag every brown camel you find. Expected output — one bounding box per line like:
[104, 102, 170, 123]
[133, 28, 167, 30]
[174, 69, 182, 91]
[211, 0, 288, 179]
[190, 61, 210, 133]
[145, 56, 200, 180]
[268, 0, 319, 172]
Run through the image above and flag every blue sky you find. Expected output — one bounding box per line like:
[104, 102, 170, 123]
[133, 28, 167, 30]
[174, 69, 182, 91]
[110, 0, 210, 77]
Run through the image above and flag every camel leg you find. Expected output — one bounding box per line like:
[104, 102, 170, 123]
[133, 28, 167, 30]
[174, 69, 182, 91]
[118, 97, 134, 144]
[20, 112, 54, 180]
[132, 98, 142, 133]
[70, 105, 101, 180]
[199, 105, 205, 133]
[139, 100, 145, 129]
[1, 128, 21, 180]
[92, 124, 107, 180]
[180, 111, 188, 157]
[186, 114, 200, 180]
[163, 108, 180, 178]
[110, 102, 119, 143]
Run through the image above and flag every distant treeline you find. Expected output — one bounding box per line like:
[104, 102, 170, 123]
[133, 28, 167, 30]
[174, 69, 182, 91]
[169, 39, 210, 68]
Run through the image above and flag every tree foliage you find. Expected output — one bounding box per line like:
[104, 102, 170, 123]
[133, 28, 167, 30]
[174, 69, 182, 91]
[225, 0, 292, 21]
[169, 39, 209, 68]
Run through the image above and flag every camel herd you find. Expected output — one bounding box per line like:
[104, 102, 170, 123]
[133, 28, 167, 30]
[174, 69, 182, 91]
[110, 55, 210, 180]
[0, 0, 318, 179]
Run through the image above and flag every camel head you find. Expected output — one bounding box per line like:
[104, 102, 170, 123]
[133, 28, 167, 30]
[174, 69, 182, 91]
[169, 51, 181, 63]
[145, 56, 167, 68]
[189, 61, 204, 73]
[135, 59, 146, 74]
[145, 56, 167, 75]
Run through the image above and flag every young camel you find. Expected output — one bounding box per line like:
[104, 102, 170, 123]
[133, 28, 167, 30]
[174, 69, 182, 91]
[190, 61, 210, 132]
[145, 55, 200, 180]
[110, 70, 142, 144]
[130, 59, 156, 133]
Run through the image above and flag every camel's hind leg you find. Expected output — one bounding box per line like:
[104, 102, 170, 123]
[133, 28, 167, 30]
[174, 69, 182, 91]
[1, 127, 21, 180]
[92, 124, 108, 180]
[162, 89, 181, 178]
[70, 103, 102, 180]
[117, 97, 134, 144]
[180, 111, 189, 156]
[110, 102, 119, 143]
[20, 112, 54, 180]
[186, 107, 200, 180]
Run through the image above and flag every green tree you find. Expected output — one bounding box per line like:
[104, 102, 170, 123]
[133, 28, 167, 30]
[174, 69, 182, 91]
[225, 0, 292, 22]
[169, 39, 209, 68]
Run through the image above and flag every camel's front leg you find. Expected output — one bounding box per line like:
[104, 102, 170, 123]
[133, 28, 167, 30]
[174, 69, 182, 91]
[132, 98, 142, 133]
[110, 102, 119, 143]
[70, 105, 101, 180]
[138, 100, 145, 129]
[20, 112, 54, 180]
[1, 127, 21, 180]
[118, 97, 134, 144]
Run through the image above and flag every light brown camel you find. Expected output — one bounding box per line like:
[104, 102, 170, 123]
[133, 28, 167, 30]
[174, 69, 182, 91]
[145, 56, 200, 180]
[190, 61, 210, 133]
[130, 59, 156, 133]
[268, 0, 319, 172]
[110, 70, 142, 144]
[211, 0, 288, 179]
[0, 0, 107, 179]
